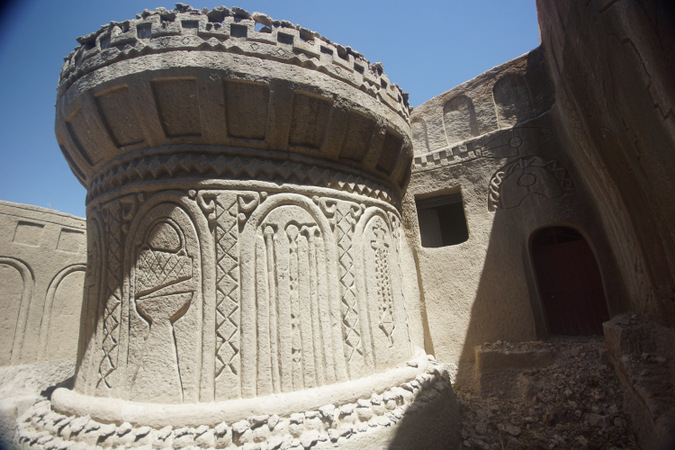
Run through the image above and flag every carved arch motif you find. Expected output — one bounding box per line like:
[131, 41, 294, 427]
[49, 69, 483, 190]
[493, 73, 534, 128]
[0, 257, 34, 365]
[354, 208, 412, 370]
[412, 118, 431, 154]
[239, 193, 344, 397]
[122, 197, 209, 404]
[443, 94, 480, 145]
[38, 264, 86, 361]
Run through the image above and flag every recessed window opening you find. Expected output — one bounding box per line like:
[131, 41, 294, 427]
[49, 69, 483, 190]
[416, 192, 469, 248]
[230, 24, 248, 38]
[531, 226, 610, 336]
[277, 32, 294, 45]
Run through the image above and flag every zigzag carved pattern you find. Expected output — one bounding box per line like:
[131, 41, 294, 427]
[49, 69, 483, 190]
[335, 203, 364, 373]
[97, 202, 122, 389]
[88, 154, 396, 206]
[214, 195, 240, 390]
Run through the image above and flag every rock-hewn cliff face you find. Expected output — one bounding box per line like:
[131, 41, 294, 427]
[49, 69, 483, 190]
[537, 0, 675, 324]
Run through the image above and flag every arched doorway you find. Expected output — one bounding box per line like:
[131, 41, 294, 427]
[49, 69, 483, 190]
[531, 227, 609, 335]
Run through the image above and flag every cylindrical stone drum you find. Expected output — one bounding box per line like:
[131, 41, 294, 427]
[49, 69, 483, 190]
[55, 5, 415, 405]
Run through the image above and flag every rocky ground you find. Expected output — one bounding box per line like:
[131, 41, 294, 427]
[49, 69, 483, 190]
[455, 337, 640, 449]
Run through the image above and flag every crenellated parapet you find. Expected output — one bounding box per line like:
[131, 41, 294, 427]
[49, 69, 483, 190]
[56, 5, 412, 196]
[60, 5, 409, 120]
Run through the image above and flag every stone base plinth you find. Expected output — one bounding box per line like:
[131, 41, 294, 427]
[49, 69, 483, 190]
[17, 354, 459, 449]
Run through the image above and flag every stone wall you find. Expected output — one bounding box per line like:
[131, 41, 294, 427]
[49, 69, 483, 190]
[0, 201, 86, 366]
[536, 0, 675, 325]
[403, 48, 626, 383]
[2, 2, 674, 446]
[535, 2, 675, 446]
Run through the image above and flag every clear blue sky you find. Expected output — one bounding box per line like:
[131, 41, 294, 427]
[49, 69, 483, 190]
[0, 1, 539, 218]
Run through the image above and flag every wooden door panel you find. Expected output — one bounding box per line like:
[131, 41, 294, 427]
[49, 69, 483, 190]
[532, 228, 609, 335]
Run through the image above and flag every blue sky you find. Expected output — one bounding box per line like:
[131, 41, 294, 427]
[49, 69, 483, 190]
[0, 1, 539, 218]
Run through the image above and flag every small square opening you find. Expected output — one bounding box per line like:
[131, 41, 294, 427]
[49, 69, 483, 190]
[277, 32, 294, 45]
[230, 24, 248, 38]
[416, 192, 469, 247]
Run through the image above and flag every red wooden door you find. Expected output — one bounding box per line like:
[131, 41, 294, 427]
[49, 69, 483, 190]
[531, 227, 609, 335]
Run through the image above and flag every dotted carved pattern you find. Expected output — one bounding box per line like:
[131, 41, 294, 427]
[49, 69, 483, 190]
[214, 195, 240, 391]
[286, 226, 303, 383]
[335, 203, 364, 371]
[97, 202, 123, 389]
[370, 218, 395, 347]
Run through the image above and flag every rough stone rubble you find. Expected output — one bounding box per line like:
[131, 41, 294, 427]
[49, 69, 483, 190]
[16, 358, 453, 449]
[457, 338, 639, 449]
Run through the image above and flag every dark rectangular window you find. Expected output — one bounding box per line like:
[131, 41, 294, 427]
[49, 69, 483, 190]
[416, 193, 469, 247]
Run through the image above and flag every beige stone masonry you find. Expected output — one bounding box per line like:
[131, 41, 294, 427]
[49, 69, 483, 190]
[28, 4, 458, 448]
[0, 201, 86, 366]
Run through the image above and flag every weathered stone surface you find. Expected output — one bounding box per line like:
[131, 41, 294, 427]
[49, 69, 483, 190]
[536, 0, 675, 325]
[5, 1, 675, 448]
[57, 3, 420, 407]
[24, 4, 457, 449]
[410, 48, 553, 158]
[474, 341, 554, 397]
[56, 5, 412, 195]
[457, 338, 638, 448]
[0, 200, 85, 366]
[17, 357, 459, 448]
[604, 314, 675, 449]
[403, 49, 624, 387]
[0, 359, 75, 448]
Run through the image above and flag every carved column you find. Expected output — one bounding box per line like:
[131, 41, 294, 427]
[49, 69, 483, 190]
[26, 5, 458, 448]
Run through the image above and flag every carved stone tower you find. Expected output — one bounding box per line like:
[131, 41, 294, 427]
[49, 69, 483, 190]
[22, 5, 458, 448]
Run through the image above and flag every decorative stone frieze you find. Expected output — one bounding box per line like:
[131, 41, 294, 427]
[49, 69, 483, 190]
[35, 4, 458, 448]
[55, 4, 412, 194]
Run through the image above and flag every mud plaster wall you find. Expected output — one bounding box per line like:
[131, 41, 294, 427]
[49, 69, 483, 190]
[403, 48, 627, 382]
[2, 1, 673, 386]
[536, 0, 675, 326]
[0, 201, 86, 366]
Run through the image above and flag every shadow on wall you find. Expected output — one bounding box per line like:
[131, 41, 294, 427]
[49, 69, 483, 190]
[438, 48, 627, 386]
[388, 372, 461, 448]
[451, 205, 538, 388]
[456, 211, 625, 387]
[452, 185, 626, 389]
